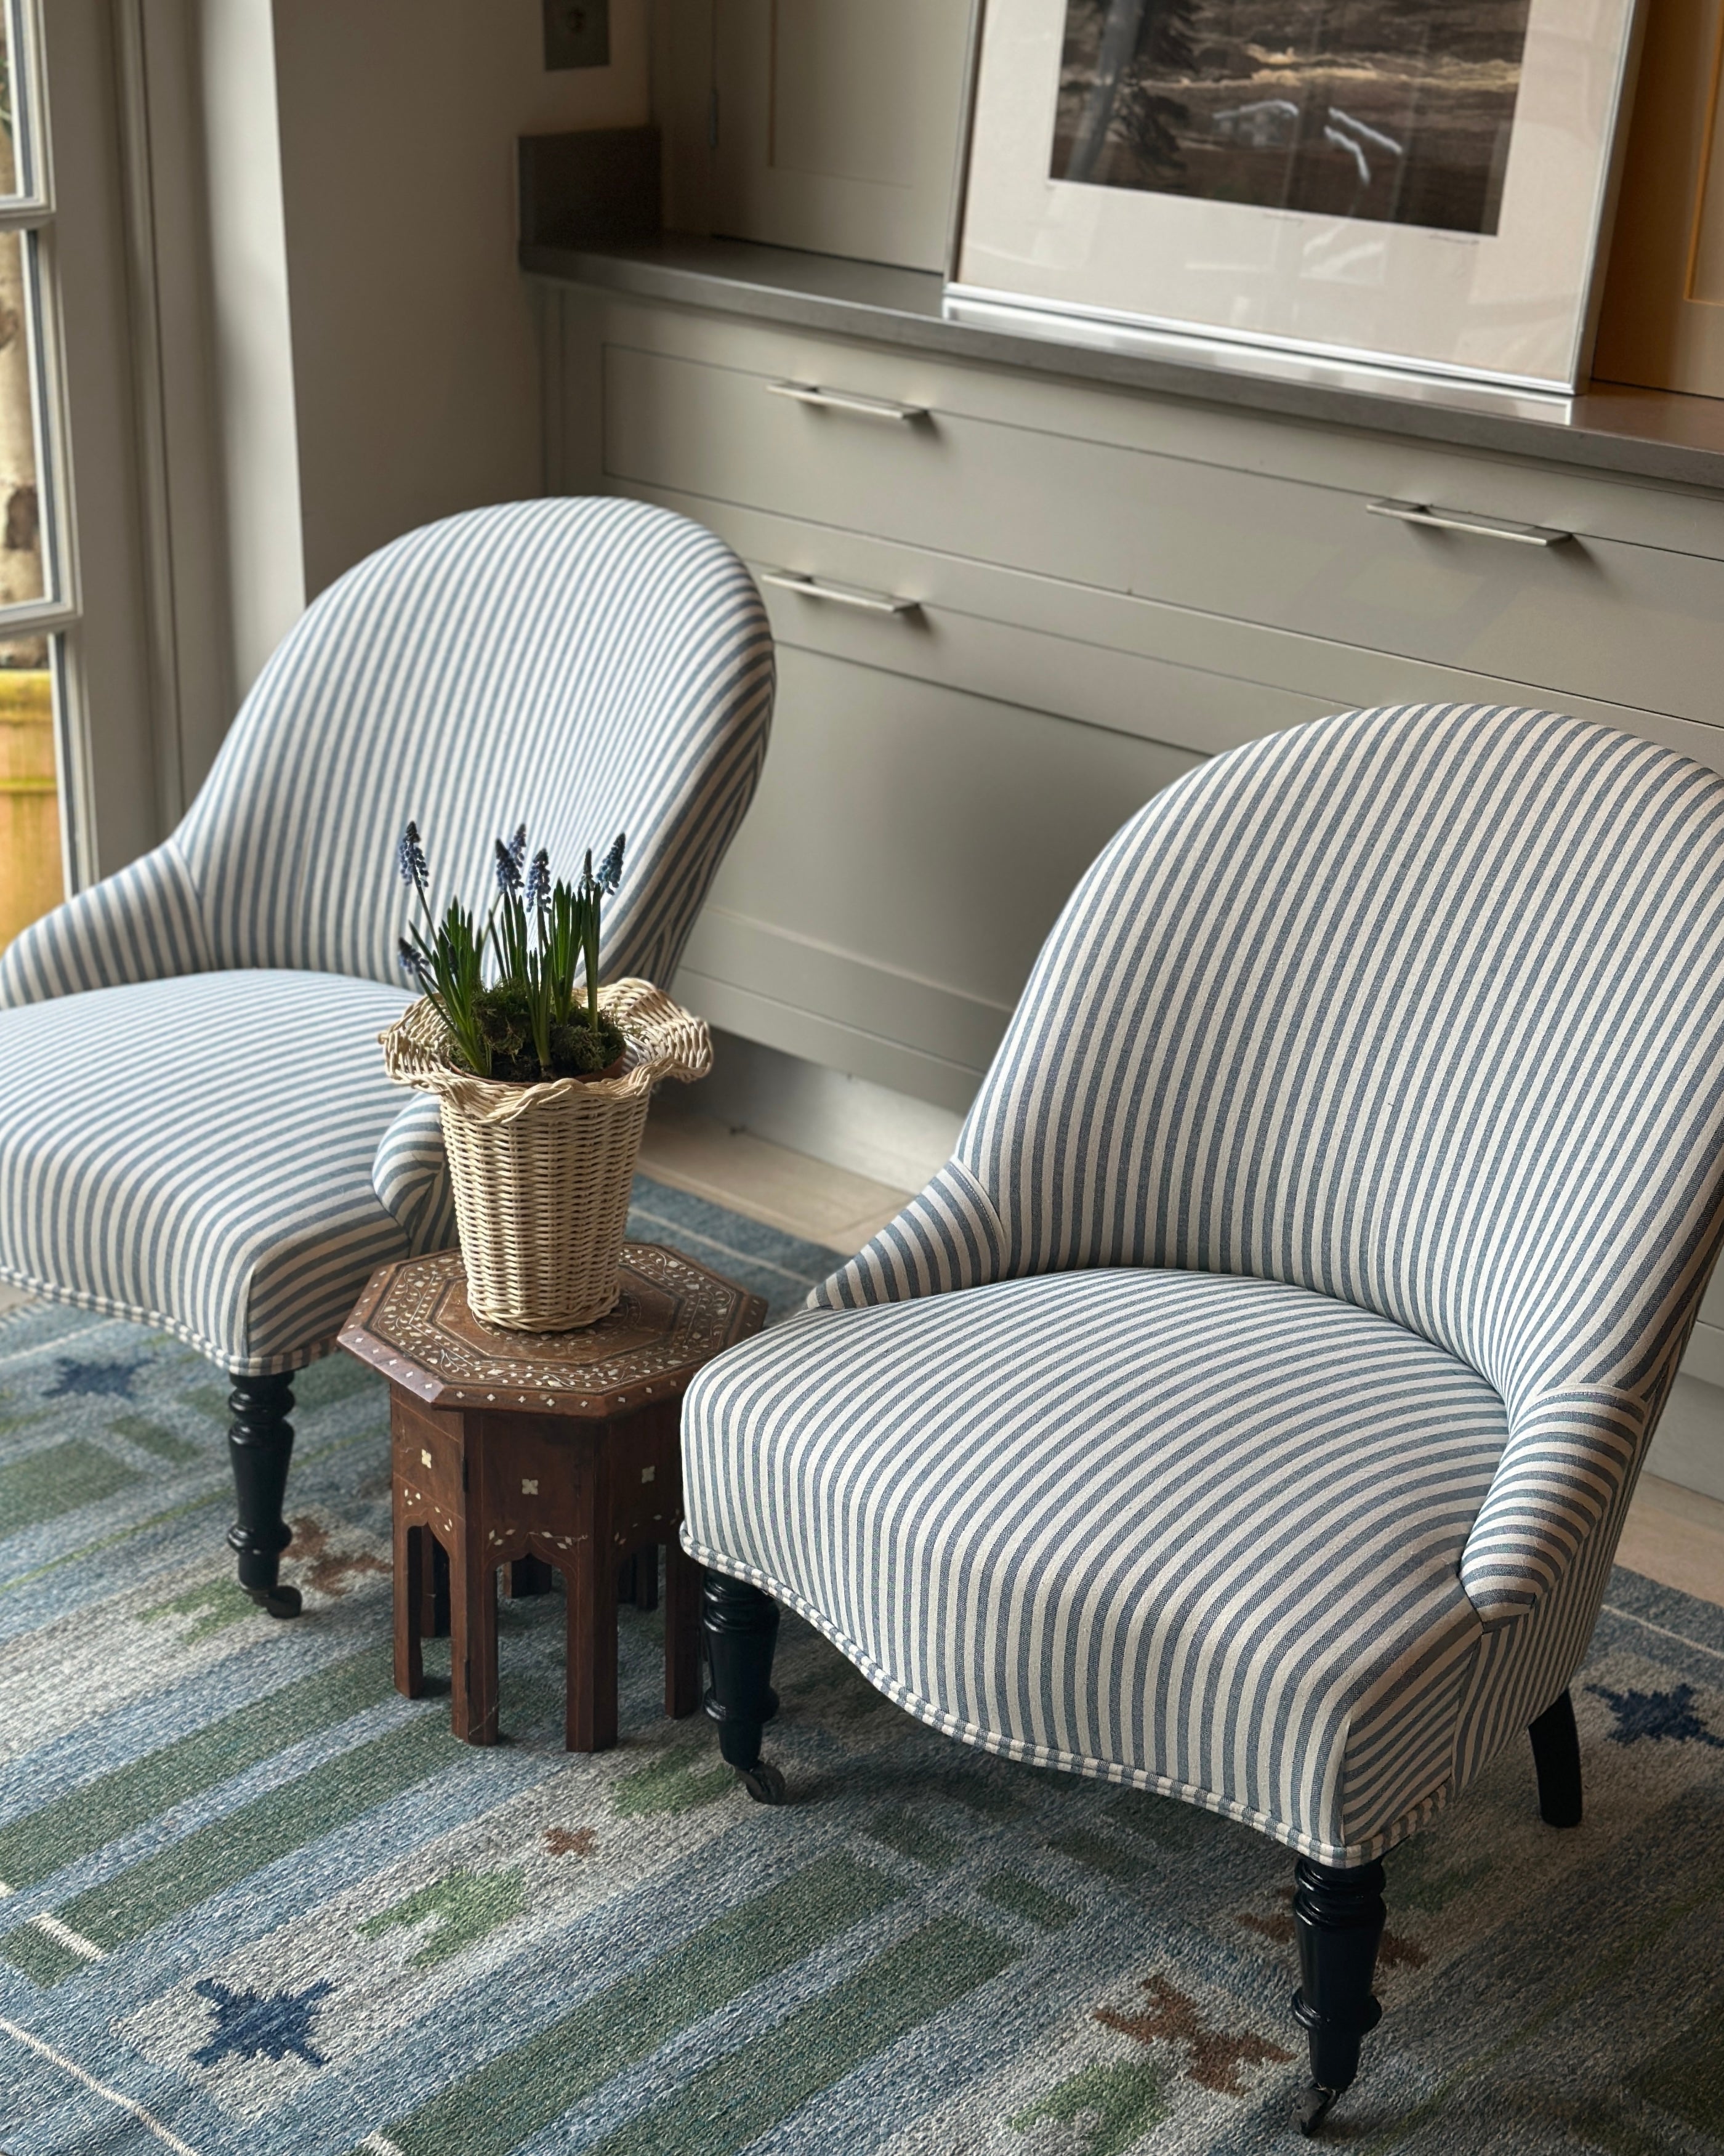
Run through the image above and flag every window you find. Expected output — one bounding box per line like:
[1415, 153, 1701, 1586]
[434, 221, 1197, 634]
[0, 0, 75, 949]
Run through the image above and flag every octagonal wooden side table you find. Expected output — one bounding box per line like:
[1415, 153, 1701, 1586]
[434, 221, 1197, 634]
[339, 1242, 767, 1751]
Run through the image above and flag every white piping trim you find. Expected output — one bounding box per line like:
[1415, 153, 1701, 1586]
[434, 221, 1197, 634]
[29, 1911, 105, 1960]
[0, 2014, 204, 2156]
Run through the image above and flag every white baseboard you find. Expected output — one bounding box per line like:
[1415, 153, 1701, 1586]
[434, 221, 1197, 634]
[1646, 1374, 1724, 1507]
[686, 1028, 963, 1195]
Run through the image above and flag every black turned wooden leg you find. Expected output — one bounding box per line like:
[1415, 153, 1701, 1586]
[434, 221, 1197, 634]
[1528, 1689, 1583, 1828]
[1291, 1856, 1385, 2135]
[702, 1570, 784, 1803]
[226, 1372, 300, 1618]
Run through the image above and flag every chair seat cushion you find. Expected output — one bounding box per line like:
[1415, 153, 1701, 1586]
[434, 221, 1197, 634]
[0, 971, 416, 1372]
[682, 1267, 1507, 1864]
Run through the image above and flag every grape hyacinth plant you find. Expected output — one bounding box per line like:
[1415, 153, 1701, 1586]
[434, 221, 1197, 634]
[396, 821, 629, 1083]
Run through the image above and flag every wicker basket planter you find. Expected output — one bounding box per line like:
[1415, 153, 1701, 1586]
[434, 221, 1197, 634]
[380, 979, 711, 1331]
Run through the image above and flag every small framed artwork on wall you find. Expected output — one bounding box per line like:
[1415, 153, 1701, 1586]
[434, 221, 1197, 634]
[948, 0, 1646, 394]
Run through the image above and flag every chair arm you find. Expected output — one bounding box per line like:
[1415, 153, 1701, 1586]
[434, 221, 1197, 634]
[372, 1094, 456, 1257]
[809, 1158, 1009, 1310]
[1458, 1388, 1647, 1625]
[0, 842, 211, 1008]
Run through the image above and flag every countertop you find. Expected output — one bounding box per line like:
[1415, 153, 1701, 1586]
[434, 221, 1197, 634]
[523, 233, 1724, 495]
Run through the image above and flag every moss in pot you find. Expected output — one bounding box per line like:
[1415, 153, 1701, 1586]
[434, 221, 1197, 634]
[395, 822, 629, 1083]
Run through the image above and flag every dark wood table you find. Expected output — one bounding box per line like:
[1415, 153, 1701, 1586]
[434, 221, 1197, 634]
[339, 1243, 767, 1750]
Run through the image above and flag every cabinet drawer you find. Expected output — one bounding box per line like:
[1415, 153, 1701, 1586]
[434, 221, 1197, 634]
[622, 482, 1724, 777]
[659, 488, 1724, 1104]
[604, 341, 1724, 730]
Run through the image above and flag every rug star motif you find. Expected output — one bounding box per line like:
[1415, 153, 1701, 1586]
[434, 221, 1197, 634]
[44, 1355, 147, 1401]
[1094, 1972, 1292, 2094]
[288, 1514, 389, 1597]
[1588, 1681, 1724, 1749]
[191, 1977, 334, 2067]
[544, 1826, 598, 1858]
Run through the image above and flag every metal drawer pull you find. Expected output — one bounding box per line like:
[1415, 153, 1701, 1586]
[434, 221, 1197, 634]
[1367, 497, 1572, 547]
[759, 569, 918, 615]
[766, 379, 928, 423]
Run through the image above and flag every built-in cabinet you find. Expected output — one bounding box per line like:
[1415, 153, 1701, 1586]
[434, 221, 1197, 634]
[538, 258, 1724, 1404]
[709, 0, 971, 272]
[550, 286, 1724, 1096]
[679, 0, 1724, 397]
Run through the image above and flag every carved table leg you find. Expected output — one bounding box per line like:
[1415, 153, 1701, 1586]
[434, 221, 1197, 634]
[448, 1423, 498, 1744]
[394, 1516, 425, 1700]
[449, 1550, 498, 1743]
[227, 1371, 300, 1618]
[703, 1570, 784, 1803]
[567, 1448, 618, 1751]
[664, 1535, 702, 1719]
[1291, 1856, 1385, 2134]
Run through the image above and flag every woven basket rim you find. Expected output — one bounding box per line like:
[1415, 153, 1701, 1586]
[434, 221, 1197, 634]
[379, 978, 711, 1124]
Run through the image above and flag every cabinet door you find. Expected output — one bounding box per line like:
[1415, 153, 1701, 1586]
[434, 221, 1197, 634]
[1593, 0, 1724, 397]
[677, 641, 1201, 1107]
[712, 0, 972, 271]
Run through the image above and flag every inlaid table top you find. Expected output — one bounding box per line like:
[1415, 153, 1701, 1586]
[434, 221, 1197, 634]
[338, 1243, 767, 1419]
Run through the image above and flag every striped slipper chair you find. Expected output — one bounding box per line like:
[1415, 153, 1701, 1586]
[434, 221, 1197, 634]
[0, 497, 773, 1618]
[682, 702, 1724, 2133]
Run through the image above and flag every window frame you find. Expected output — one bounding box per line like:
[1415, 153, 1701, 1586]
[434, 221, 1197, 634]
[0, 0, 90, 896]
[0, 0, 76, 639]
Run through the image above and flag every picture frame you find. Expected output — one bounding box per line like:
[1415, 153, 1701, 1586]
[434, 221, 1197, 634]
[947, 0, 1646, 396]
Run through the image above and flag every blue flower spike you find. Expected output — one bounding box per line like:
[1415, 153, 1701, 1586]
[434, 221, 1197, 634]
[391, 817, 624, 1079]
[397, 822, 427, 892]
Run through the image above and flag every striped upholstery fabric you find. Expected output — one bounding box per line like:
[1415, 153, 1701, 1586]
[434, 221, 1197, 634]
[683, 704, 1724, 1865]
[0, 499, 773, 1372]
[0, 974, 416, 1370]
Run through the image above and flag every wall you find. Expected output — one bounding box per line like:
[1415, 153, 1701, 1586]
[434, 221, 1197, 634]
[200, 0, 305, 706]
[688, 1029, 965, 1195]
[270, 0, 650, 613]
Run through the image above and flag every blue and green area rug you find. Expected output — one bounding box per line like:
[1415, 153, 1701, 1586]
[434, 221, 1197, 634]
[4, 1179, 1724, 2154]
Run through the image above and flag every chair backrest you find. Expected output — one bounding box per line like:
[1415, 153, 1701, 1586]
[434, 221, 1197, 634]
[173, 497, 773, 988]
[954, 703, 1724, 1436]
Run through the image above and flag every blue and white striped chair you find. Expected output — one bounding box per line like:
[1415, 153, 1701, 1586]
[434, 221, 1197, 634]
[0, 498, 773, 1617]
[683, 703, 1724, 2131]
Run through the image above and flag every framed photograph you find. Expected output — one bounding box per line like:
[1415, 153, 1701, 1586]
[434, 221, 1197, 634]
[949, 0, 1645, 394]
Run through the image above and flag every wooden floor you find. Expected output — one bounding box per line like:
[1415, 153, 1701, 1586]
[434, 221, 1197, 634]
[2, 1101, 1717, 1609]
[639, 1097, 1724, 1613]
